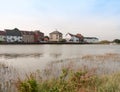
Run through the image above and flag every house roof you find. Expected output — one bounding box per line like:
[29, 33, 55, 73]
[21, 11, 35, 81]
[76, 34, 84, 38]
[0, 31, 5, 35]
[34, 30, 44, 34]
[84, 37, 98, 39]
[20, 30, 34, 35]
[66, 33, 74, 36]
[50, 31, 62, 35]
[66, 33, 83, 39]
[5, 28, 21, 36]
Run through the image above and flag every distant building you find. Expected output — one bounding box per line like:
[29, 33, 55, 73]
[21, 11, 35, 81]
[0, 30, 6, 42]
[65, 33, 84, 43]
[5, 28, 22, 43]
[83, 37, 99, 43]
[34, 30, 44, 43]
[20, 31, 34, 43]
[49, 30, 63, 42]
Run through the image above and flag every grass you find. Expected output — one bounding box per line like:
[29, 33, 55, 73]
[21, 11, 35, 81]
[0, 63, 18, 92]
[16, 68, 120, 92]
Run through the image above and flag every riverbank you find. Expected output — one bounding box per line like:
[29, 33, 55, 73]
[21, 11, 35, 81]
[0, 42, 95, 45]
[16, 68, 120, 92]
[0, 42, 119, 45]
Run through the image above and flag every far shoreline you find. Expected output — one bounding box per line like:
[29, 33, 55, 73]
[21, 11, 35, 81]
[0, 42, 119, 45]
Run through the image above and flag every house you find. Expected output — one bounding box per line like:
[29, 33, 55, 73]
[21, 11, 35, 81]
[76, 34, 84, 41]
[20, 31, 34, 43]
[49, 30, 63, 42]
[0, 30, 6, 43]
[65, 33, 84, 43]
[34, 30, 44, 43]
[5, 28, 22, 43]
[83, 37, 99, 43]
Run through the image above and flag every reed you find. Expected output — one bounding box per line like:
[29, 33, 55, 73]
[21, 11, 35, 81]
[16, 67, 120, 92]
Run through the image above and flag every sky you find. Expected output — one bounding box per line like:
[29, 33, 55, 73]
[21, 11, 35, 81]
[0, 0, 120, 40]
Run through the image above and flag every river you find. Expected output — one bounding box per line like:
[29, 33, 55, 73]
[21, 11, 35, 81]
[0, 44, 120, 73]
[0, 44, 120, 92]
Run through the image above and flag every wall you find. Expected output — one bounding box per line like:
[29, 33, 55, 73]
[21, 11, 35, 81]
[22, 35, 34, 43]
[84, 38, 99, 43]
[0, 36, 5, 42]
[6, 36, 22, 43]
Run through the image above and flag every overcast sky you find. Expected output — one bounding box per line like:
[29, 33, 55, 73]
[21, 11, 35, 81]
[0, 0, 120, 40]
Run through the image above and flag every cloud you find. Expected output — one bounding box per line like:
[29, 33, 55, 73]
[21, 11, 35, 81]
[0, 0, 120, 40]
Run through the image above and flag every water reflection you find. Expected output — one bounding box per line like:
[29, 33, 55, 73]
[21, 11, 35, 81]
[0, 53, 43, 59]
[50, 53, 62, 58]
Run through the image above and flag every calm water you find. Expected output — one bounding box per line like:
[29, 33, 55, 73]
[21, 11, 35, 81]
[0, 44, 120, 91]
[0, 44, 120, 73]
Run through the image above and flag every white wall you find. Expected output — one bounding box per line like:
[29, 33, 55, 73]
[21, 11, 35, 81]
[84, 38, 99, 43]
[6, 36, 22, 43]
[65, 34, 79, 42]
[72, 36, 79, 42]
[0, 35, 6, 42]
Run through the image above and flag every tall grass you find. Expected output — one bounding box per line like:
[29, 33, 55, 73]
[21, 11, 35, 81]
[0, 63, 18, 92]
[16, 68, 120, 92]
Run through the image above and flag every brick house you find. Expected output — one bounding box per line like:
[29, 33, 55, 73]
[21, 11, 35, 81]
[20, 31, 34, 43]
[34, 30, 44, 43]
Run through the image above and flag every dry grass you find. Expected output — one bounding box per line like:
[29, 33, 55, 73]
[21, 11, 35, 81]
[81, 53, 120, 62]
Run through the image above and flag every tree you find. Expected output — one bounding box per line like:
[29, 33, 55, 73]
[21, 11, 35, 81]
[113, 39, 120, 43]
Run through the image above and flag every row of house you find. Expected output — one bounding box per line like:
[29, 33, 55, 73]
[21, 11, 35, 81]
[0, 28, 44, 43]
[50, 31, 99, 43]
[0, 28, 99, 43]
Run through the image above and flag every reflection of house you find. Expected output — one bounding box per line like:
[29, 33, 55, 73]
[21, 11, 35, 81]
[49, 30, 63, 42]
[34, 30, 44, 43]
[5, 28, 22, 43]
[20, 31, 34, 43]
[84, 37, 99, 43]
[0, 30, 6, 42]
[65, 33, 84, 43]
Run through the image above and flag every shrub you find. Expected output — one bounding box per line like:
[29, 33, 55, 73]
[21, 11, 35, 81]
[16, 69, 120, 92]
[16, 74, 38, 92]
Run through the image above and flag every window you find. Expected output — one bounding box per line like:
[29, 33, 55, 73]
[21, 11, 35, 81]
[70, 39, 73, 42]
[50, 35, 53, 39]
[76, 40, 79, 42]
[56, 34, 58, 39]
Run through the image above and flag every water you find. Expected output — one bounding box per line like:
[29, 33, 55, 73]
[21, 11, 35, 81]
[0, 44, 120, 91]
[0, 44, 120, 73]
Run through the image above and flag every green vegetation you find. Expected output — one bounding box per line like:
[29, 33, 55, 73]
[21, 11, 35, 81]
[16, 68, 120, 92]
[98, 39, 120, 44]
[113, 39, 120, 44]
[0, 41, 2, 43]
[99, 40, 111, 44]
[60, 39, 66, 42]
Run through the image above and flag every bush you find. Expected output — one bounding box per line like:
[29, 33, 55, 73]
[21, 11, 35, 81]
[16, 74, 38, 92]
[16, 69, 120, 92]
[113, 39, 120, 44]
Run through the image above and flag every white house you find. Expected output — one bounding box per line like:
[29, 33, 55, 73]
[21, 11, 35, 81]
[5, 28, 22, 43]
[65, 33, 83, 43]
[84, 37, 99, 43]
